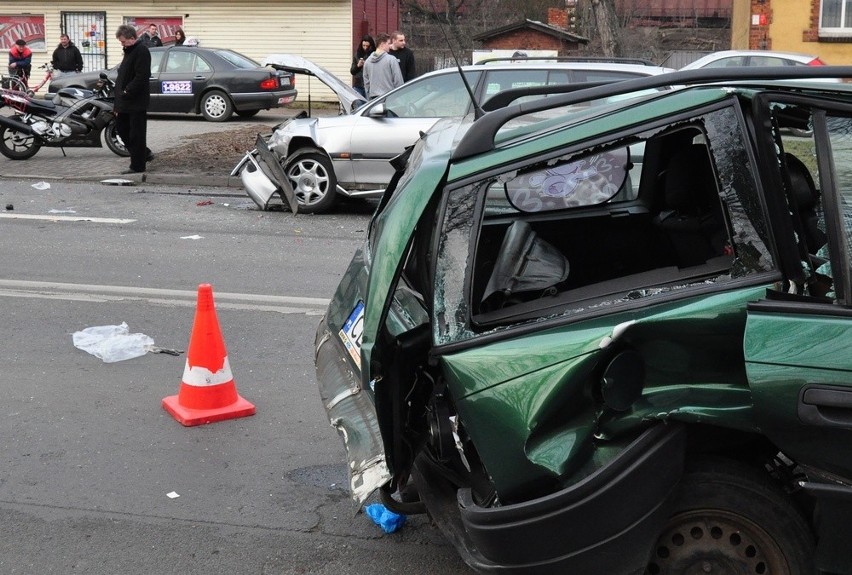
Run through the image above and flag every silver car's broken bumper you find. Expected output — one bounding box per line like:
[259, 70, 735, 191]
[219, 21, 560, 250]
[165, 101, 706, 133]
[234, 152, 279, 209]
[231, 133, 299, 213]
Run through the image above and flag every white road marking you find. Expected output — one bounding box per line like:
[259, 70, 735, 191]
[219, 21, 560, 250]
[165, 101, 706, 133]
[0, 213, 137, 224]
[0, 280, 329, 315]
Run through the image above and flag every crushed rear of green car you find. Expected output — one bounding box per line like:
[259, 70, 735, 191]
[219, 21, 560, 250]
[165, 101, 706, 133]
[315, 66, 852, 574]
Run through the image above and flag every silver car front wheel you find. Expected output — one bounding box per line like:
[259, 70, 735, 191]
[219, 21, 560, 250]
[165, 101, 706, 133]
[282, 150, 338, 214]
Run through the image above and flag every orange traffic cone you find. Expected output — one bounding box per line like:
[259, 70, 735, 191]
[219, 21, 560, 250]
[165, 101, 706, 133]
[162, 283, 256, 426]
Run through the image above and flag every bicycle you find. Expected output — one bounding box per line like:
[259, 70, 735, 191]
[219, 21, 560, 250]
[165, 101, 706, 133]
[25, 63, 55, 96]
[0, 72, 28, 93]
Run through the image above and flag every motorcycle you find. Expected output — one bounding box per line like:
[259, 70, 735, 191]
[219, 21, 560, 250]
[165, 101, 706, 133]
[0, 70, 128, 160]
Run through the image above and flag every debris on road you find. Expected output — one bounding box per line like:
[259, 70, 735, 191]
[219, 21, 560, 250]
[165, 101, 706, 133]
[364, 503, 406, 534]
[71, 322, 156, 363]
[150, 346, 183, 356]
[100, 178, 134, 186]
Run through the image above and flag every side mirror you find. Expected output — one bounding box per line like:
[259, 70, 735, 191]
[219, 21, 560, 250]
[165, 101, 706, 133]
[368, 103, 387, 117]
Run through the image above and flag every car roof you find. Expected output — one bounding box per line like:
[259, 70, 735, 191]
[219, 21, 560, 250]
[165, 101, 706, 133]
[265, 54, 675, 114]
[476, 56, 659, 66]
[455, 60, 674, 75]
[150, 45, 214, 52]
[452, 65, 852, 161]
[681, 50, 822, 69]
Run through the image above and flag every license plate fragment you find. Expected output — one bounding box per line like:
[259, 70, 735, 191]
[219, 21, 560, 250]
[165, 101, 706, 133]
[339, 301, 365, 368]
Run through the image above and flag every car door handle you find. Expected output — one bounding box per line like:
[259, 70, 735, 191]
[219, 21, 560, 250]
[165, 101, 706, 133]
[194, 75, 205, 80]
[799, 386, 852, 428]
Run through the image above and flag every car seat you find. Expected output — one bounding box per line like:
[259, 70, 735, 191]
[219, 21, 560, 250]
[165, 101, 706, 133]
[654, 145, 727, 268]
[480, 220, 569, 311]
[785, 153, 826, 253]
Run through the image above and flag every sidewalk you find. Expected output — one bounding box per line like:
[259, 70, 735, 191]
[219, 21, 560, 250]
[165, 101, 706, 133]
[0, 108, 297, 190]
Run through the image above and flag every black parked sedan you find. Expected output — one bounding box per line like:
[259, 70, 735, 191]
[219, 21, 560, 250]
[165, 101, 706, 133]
[48, 46, 297, 122]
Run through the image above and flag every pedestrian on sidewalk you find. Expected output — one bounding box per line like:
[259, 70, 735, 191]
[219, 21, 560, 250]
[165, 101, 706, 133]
[140, 24, 163, 48]
[8, 39, 32, 89]
[51, 34, 84, 79]
[363, 33, 402, 100]
[389, 31, 416, 82]
[114, 24, 153, 174]
[350, 34, 375, 99]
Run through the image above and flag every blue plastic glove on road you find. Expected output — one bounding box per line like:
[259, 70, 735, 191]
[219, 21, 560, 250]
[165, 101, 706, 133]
[365, 503, 407, 533]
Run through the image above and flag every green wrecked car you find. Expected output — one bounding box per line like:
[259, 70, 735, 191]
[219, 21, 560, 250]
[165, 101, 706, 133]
[314, 65, 852, 574]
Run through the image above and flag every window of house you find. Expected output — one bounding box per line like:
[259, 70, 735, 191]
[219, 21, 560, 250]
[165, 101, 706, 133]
[820, 0, 852, 36]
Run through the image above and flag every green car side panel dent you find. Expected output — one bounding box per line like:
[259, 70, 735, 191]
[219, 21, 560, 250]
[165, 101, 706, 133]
[745, 309, 852, 479]
[440, 286, 768, 500]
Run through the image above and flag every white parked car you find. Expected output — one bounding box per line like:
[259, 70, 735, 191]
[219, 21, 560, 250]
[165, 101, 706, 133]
[232, 55, 674, 214]
[681, 50, 828, 70]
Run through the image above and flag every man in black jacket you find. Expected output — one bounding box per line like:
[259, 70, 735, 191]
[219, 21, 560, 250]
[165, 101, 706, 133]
[139, 24, 163, 48]
[51, 34, 84, 77]
[114, 24, 152, 174]
[389, 31, 416, 83]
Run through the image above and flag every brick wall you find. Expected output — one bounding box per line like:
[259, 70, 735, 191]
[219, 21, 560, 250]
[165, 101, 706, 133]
[548, 8, 568, 30]
[803, 0, 819, 42]
[749, 0, 772, 49]
[483, 30, 564, 52]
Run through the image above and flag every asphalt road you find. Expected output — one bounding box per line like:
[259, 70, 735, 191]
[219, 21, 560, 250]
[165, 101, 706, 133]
[0, 176, 471, 570]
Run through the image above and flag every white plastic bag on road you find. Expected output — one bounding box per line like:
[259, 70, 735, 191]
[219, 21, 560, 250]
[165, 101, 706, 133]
[72, 322, 155, 363]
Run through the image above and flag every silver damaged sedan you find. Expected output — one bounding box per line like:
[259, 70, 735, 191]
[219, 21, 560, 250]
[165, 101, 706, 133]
[232, 54, 673, 214]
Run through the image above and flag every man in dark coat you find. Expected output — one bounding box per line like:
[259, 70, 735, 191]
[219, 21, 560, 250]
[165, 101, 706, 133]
[114, 24, 153, 174]
[139, 24, 163, 48]
[389, 31, 416, 82]
[51, 34, 84, 76]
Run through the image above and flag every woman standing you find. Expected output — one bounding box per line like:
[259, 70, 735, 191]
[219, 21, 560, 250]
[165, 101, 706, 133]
[174, 28, 186, 46]
[350, 35, 375, 99]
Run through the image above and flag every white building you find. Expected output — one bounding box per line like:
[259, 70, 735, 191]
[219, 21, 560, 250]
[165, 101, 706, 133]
[2, 1, 357, 102]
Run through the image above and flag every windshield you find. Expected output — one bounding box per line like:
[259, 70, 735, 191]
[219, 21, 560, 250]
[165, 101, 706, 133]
[380, 70, 482, 118]
[215, 50, 261, 68]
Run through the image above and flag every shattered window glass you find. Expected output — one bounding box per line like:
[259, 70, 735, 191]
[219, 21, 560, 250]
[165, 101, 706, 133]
[824, 114, 852, 300]
[433, 103, 778, 344]
[704, 106, 775, 276]
[434, 186, 477, 344]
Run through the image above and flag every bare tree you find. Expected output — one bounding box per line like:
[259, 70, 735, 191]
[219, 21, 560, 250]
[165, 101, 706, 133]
[585, 0, 621, 57]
